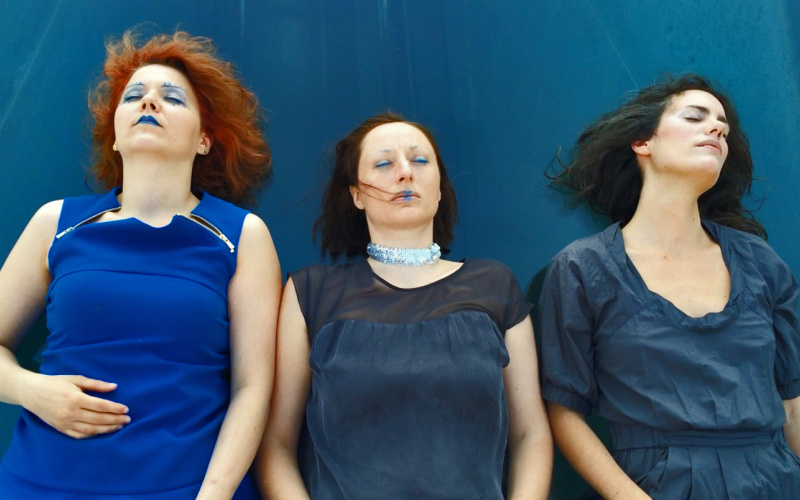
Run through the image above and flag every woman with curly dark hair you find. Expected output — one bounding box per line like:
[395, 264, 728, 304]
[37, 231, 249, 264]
[540, 74, 800, 499]
[258, 112, 552, 499]
[0, 30, 280, 499]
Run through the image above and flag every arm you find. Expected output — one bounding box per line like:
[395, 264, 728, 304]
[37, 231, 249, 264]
[503, 316, 553, 499]
[196, 214, 282, 500]
[784, 396, 800, 456]
[256, 278, 312, 499]
[537, 250, 649, 499]
[547, 403, 651, 500]
[0, 201, 129, 439]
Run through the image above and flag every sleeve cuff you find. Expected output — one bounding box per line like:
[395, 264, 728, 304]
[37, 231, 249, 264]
[778, 378, 800, 400]
[542, 383, 593, 416]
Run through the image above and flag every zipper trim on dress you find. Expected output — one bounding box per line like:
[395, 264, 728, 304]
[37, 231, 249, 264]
[176, 214, 235, 253]
[55, 210, 236, 253]
[55, 208, 121, 239]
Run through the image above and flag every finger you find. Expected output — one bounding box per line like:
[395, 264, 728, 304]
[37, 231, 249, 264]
[77, 409, 131, 426]
[81, 394, 129, 415]
[67, 376, 119, 393]
[64, 429, 89, 440]
[71, 422, 124, 437]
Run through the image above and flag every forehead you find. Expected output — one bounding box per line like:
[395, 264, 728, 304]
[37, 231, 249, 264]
[667, 89, 726, 116]
[125, 64, 193, 93]
[361, 122, 433, 152]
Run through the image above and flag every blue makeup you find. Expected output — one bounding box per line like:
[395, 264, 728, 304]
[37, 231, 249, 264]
[122, 83, 145, 103]
[162, 82, 188, 107]
[136, 115, 160, 126]
[120, 82, 189, 107]
[402, 190, 413, 201]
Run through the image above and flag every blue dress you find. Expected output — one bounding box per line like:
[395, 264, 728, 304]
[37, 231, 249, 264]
[291, 258, 531, 499]
[539, 220, 800, 499]
[0, 189, 259, 499]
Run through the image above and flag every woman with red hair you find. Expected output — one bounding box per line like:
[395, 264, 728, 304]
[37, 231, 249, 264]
[0, 30, 280, 499]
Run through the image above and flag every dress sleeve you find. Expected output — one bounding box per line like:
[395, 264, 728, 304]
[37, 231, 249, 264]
[501, 267, 533, 332]
[288, 266, 319, 340]
[538, 250, 597, 416]
[770, 259, 800, 400]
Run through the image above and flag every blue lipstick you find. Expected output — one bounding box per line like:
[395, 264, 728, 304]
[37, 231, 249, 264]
[136, 115, 160, 126]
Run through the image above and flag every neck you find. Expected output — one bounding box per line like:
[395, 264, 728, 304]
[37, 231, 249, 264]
[366, 221, 435, 249]
[118, 157, 197, 219]
[623, 180, 708, 254]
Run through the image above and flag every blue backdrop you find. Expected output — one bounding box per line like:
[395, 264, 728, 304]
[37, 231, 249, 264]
[1, 1, 798, 498]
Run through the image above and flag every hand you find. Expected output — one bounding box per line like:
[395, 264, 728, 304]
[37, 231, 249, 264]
[21, 374, 130, 439]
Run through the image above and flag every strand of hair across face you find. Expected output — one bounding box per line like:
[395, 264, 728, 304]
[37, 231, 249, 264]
[355, 181, 412, 203]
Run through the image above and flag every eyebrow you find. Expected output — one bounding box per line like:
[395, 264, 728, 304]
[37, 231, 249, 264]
[687, 105, 728, 124]
[123, 82, 188, 93]
[370, 145, 425, 155]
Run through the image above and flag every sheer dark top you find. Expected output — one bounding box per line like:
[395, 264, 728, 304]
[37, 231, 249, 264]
[291, 258, 531, 500]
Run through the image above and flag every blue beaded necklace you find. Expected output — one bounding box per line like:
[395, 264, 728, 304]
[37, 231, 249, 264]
[366, 242, 441, 266]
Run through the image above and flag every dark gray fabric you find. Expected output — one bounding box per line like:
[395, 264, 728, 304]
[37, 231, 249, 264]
[540, 220, 800, 499]
[291, 259, 530, 500]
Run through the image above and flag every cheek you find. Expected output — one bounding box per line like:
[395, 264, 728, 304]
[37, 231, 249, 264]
[112, 107, 124, 136]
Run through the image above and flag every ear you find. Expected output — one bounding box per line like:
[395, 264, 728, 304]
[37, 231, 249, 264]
[198, 132, 213, 155]
[631, 139, 651, 157]
[350, 185, 365, 210]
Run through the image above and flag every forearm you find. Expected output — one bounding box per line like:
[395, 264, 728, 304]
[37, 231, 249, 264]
[259, 438, 311, 500]
[506, 427, 553, 500]
[784, 398, 800, 456]
[548, 403, 650, 500]
[197, 384, 270, 500]
[0, 346, 40, 407]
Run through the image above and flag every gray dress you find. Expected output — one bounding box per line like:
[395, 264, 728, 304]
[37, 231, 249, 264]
[540, 220, 800, 499]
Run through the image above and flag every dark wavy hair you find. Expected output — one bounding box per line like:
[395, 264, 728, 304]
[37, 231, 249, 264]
[550, 74, 764, 237]
[88, 29, 271, 205]
[314, 112, 459, 259]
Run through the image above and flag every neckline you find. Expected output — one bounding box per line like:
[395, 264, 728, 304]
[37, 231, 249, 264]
[363, 258, 469, 292]
[102, 187, 207, 229]
[609, 220, 741, 329]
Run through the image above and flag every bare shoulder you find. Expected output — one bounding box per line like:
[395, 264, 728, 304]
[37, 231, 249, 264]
[240, 213, 273, 243]
[21, 200, 64, 245]
[234, 213, 280, 278]
[32, 200, 63, 226]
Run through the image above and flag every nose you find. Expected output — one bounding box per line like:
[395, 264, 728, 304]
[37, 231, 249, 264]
[140, 91, 159, 112]
[396, 158, 414, 182]
[709, 120, 726, 139]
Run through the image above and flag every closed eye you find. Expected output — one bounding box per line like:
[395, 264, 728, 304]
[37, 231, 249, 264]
[164, 95, 186, 106]
[122, 93, 142, 103]
[412, 156, 429, 164]
[375, 160, 391, 168]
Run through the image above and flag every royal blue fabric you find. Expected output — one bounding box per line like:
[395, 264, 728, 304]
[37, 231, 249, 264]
[291, 258, 531, 499]
[539, 220, 800, 499]
[0, 188, 258, 498]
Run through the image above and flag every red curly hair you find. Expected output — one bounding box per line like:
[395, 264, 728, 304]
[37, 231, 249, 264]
[89, 30, 270, 205]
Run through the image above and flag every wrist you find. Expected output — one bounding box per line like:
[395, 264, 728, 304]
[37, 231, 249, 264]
[15, 370, 43, 410]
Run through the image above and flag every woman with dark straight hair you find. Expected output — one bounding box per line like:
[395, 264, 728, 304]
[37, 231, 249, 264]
[258, 112, 553, 500]
[540, 74, 800, 499]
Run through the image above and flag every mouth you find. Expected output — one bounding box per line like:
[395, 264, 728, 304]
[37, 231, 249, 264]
[697, 140, 721, 152]
[136, 115, 161, 127]
[392, 190, 418, 202]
